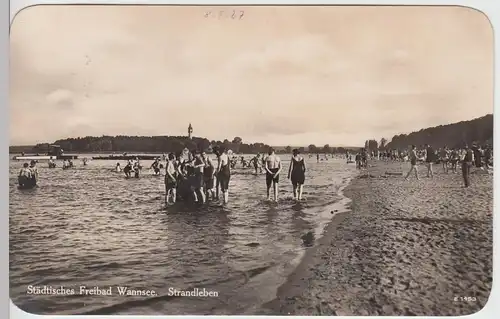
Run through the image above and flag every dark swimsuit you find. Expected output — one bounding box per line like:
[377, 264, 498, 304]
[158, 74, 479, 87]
[204, 163, 214, 189]
[124, 164, 132, 175]
[193, 158, 205, 189]
[426, 147, 435, 163]
[290, 157, 305, 186]
[152, 162, 160, 174]
[473, 149, 482, 168]
[410, 155, 417, 166]
[218, 157, 231, 191]
[266, 168, 280, 187]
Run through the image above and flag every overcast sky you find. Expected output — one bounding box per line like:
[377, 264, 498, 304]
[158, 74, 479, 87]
[10, 5, 493, 146]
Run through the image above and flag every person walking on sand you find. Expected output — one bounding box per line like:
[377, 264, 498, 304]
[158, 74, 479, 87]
[265, 148, 282, 201]
[404, 145, 419, 181]
[462, 144, 474, 188]
[425, 144, 435, 178]
[288, 149, 306, 201]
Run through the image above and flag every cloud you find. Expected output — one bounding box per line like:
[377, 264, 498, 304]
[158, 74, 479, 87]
[9, 5, 493, 146]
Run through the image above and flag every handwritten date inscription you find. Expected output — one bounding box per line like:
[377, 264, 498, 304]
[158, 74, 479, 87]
[204, 9, 245, 20]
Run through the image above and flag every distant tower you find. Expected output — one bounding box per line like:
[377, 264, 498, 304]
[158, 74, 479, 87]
[188, 123, 193, 139]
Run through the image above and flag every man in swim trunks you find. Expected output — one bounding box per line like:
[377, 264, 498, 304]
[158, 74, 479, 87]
[214, 146, 231, 204]
[404, 145, 419, 181]
[265, 148, 282, 201]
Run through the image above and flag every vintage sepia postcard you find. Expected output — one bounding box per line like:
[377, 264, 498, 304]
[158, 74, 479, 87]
[9, 5, 493, 316]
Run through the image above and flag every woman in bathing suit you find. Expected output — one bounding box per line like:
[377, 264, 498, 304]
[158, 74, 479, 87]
[288, 149, 306, 201]
[214, 146, 231, 204]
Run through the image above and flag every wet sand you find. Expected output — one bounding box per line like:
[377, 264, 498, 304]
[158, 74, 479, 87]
[262, 160, 493, 316]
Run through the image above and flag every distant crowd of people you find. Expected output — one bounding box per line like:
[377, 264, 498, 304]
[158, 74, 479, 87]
[347, 144, 492, 188]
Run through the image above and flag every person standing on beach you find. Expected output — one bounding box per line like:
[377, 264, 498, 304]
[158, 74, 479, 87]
[440, 146, 450, 173]
[450, 148, 459, 173]
[355, 152, 362, 169]
[462, 144, 474, 188]
[288, 149, 306, 201]
[425, 144, 435, 178]
[404, 145, 419, 181]
[265, 148, 282, 201]
[473, 145, 483, 169]
[484, 145, 492, 169]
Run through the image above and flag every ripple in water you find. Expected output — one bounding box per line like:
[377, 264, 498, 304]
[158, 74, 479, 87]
[9, 156, 357, 315]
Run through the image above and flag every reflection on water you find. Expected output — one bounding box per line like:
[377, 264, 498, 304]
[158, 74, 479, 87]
[9, 156, 356, 315]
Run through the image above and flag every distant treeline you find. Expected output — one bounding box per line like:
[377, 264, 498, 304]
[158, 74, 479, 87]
[362, 114, 493, 153]
[9, 135, 359, 155]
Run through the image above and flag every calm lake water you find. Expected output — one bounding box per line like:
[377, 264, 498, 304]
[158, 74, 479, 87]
[9, 155, 357, 315]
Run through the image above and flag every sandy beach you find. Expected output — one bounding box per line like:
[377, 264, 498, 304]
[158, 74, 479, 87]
[263, 160, 493, 316]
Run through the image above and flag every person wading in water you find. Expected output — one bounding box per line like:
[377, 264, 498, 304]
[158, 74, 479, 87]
[192, 151, 206, 204]
[165, 153, 178, 204]
[202, 151, 215, 201]
[265, 147, 282, 201]
[288, 148, 306, 201]
[18, 163, 33, 188]
[214, 146, 231, 205]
